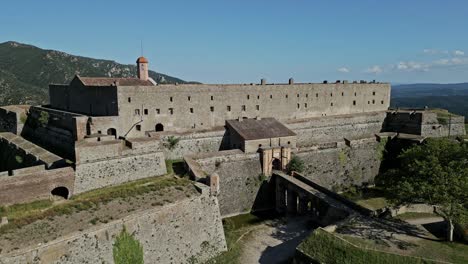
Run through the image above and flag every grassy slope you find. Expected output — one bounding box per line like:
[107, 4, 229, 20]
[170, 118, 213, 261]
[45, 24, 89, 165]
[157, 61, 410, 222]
[0, 41, 190, 106]
[298, 228, 468, 264]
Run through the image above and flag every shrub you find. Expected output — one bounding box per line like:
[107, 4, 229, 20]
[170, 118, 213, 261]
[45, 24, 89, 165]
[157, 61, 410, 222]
[166, 136, 180, 150]
[286, 155, 305, 174]
[113, 226, 144, 264]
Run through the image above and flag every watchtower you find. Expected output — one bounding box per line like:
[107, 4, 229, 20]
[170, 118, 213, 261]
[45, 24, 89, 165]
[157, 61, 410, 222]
[136, 56, 149, 81]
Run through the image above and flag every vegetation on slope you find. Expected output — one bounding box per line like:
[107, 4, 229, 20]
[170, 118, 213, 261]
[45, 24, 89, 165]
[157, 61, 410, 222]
[376, 138, 468, 241]
[113, 227, 144, 264]
[0, 41, 190, 106]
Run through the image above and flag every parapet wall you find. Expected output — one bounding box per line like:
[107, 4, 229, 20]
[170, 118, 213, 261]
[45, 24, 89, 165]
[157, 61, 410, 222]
[74, 139, 167, 194]
[0, 184, 227, 264]
[0, 166, 74, 206]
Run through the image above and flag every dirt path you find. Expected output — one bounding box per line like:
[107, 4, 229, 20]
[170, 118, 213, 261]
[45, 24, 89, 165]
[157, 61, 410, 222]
[238, 217, 316, 264]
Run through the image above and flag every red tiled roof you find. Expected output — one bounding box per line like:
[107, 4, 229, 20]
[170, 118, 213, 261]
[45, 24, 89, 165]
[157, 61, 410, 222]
[136, 56, 148, 63]
[77, 76, 154, 86]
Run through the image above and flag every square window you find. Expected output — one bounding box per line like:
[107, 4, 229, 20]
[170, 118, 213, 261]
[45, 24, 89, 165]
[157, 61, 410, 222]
[306, 94, 308, 98]
[342, 92, 344, 96]
[316, 93, 319, 97]
[372, 91, 376, 96]
[144, 109, 148, 115]
[381, 100, 384, 104]
[286, 94, 288, 98]
[353, 100, 356, 105]
[305, 103, 308, 108]
[190, 108, 194, 113]
[372, 99, 375, 104]
[331, 102, 334, 106]
[256, 105, 259, 110]
[156, 109, 160, 114]
[330, 93, 333, 97]
[354, 92, 357, 96]
[169, 108, 174, 115]
[210, 106, 214, 112]
[211, 95, 214, 101]
[257, 95, 260, 99]
[297, 103, 300, 109]
[128, 97, 131, 103]
[227, 105, 231, 111]
[135, 109, 140, 115]
[170, 97, 173, 102]
[247, 95, 250, 100]
[297, 94, 300, 97]
[242, 105, 246, 111]
[270, 95, 273, 99]
[136, 125, 141, 131]
[188, 96, 191, 101]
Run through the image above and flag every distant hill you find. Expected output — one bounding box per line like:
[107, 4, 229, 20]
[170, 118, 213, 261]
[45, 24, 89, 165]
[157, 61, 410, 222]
[391, 83, 468, 120]
[0, 41, 190, 106]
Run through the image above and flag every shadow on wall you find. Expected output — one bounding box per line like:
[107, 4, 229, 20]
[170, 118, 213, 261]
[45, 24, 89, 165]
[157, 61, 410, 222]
[251, 177, 276, 213]
[219, 129, 231, 151]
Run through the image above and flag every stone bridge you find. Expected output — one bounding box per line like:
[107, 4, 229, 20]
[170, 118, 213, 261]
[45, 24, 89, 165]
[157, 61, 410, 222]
[274, 171, 365, 226]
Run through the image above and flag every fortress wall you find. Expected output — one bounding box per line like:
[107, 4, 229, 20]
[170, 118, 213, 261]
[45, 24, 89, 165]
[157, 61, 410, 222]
[0, 166, 74, 206]
[160, 131, 227, 160]
[116, 82, 390, 137]
[88, 116, 119, 137]
[421, 113, 465, 137]
[287, 111, 386, 145]
[0, 185, 227, 264]
[0, 138, 40, 172]
[21, 107, 85, 160]
[74, 151, 167, 194]
[295, 138, 383, 190]
[75, 140, 123, 164]
[0, 106, 28, 135]
[193, 151, 274, 217]
[382, 111, 423, 134]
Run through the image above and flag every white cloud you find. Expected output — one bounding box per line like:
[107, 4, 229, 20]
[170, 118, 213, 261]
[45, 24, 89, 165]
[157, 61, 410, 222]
[365, 65, 383, 74]
[337, 67, 350, 73]
[396, 61, 429, 72]
[423, 49, 449, 55]
[453, 50, 465, 56]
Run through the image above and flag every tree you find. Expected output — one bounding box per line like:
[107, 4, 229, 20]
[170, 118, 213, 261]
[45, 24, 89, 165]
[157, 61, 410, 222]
[377, 138, 468, 241]
[287, 155, 305, 174]
[113, 226, 144, 264]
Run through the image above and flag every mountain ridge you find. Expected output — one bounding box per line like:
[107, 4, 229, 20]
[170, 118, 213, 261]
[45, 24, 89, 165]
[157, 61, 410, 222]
[0, 41, 191, 106]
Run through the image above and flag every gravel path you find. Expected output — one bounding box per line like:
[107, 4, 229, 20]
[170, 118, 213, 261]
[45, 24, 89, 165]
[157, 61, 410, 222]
[239, 217, 316, 264]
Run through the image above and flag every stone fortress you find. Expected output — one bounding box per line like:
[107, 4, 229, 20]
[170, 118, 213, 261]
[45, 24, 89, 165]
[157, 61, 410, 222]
[0, 56, 465, 263]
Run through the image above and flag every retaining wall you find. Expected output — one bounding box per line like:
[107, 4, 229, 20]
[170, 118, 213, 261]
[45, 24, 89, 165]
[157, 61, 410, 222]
[0, 184, 227, 264]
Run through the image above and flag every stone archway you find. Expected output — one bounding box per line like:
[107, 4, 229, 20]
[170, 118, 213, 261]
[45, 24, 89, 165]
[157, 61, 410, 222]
[107, 128, 117, 138]
[272, 158, 281, 170]
[155, 123, 164, 132]
[51, 186, 69, 199]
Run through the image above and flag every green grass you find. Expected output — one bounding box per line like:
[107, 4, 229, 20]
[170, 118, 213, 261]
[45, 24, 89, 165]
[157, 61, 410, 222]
[298, 229, 438, 264]
[338, 233, 468, 264]
[206, 213, 265, 264]
[356, 197, 388, 210]
[0, 175, 190, 233]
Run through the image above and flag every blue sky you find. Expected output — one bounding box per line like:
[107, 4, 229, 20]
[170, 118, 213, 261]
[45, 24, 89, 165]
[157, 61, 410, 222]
[1, 0, 467, 83]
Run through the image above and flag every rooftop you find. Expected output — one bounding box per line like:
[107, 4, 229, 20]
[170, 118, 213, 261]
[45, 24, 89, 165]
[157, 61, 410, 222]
[76, 75, 155, 87]
[226, 118, 296, 140]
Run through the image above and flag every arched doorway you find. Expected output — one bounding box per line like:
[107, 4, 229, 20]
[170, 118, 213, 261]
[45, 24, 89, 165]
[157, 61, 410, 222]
[272, 158, 281, 170]
[51, 186, 69, 199]
[155, 123, 164, 132]
[107, 128, 117, 138]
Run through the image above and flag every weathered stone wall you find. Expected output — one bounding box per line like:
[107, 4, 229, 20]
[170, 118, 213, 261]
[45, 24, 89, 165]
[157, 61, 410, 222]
[287, 111, 386, 146]
[74, 141, 167, 194]
[0, 138, 39, 172]
[192, 151, 274, 217]
[0, 106, 29, 135]
[0, 185, 227, 264]
[295, 138, 383, 190]
[421, 112, 465, 137]
[160, 130, 227, 160]
[0, 166, 74, 206]
[21, 107, 86, 160]
[114, 82, 390, 137]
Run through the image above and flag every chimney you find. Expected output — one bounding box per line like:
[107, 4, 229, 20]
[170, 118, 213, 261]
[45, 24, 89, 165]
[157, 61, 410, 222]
[261, 78, 267, 85]
[289, 78, 294, 85]
[136, 57, 149, 81]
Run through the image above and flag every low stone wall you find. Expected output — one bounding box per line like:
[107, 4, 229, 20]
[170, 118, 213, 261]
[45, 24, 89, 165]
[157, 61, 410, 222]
[160, 130, 227, 160]
[0, 166, 75, 206]
[295, 138, 383, 190]
[0, 184, 227, 264]
[0, 137, 40, 172]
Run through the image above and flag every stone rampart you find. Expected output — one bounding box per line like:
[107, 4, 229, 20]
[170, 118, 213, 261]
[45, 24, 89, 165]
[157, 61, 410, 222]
[74, 140, 167, 193]
[21, 107, 86, 160]
[188, 150, 274, 217]
[0, 166, 74, 206]
[295, 137, 383, 190]
[0, 184, 226, 264]
[160, 130, 226, 160]
[0, 106, 29, 135]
